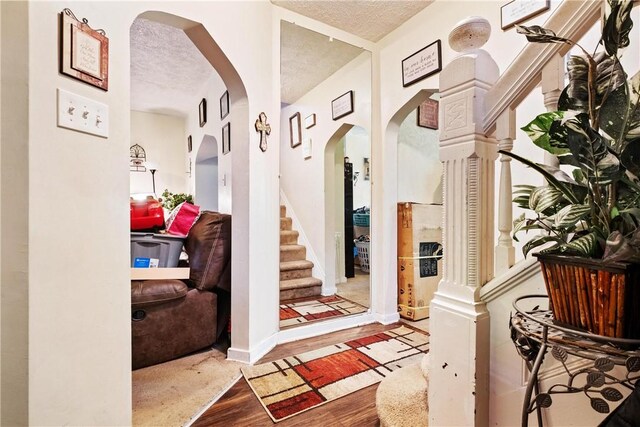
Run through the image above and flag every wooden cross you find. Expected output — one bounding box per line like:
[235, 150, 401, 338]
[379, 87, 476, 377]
[255, 112, 271, 152]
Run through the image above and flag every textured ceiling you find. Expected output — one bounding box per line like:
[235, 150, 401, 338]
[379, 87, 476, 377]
[272, 0, 433, 42]
[130, 18, 213, 117]
[281, 21, 364, 104]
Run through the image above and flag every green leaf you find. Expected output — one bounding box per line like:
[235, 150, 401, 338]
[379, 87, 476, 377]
[602, 0, 634, 57]
[558, 233, 598, 256]
[521, 112, 569, 155]
[523, 235, 562, 257]
[554, 204, 591, 229]
[516, 25, 572, 45]
[529, 186, 563, 213]
[499, 150, 581, 204]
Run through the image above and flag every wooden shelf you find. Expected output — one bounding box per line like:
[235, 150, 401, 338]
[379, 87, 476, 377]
[130, 268, 189, 280]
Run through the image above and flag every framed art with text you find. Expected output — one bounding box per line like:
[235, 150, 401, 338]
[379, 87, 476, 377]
[401, 40, 441, 87]
[331, 91, 354, 120]
[501, 0, 550, 30]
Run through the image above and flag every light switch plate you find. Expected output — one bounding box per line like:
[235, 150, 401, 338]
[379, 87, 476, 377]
[57, 88, 109, 138]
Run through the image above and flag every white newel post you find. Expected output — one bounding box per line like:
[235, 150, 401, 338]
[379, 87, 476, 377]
[429, 17, 499, 426]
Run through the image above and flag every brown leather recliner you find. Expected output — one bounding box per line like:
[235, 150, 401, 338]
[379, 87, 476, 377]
[131, 211, 231, 370]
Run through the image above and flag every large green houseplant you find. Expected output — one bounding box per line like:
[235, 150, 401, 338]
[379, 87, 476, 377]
[502, 0, 640, 338]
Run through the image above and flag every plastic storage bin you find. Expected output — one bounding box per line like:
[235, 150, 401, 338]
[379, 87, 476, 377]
[353, 213, 370, 227]
[131, 232, 185, 268]
[355, 241, 370, 273]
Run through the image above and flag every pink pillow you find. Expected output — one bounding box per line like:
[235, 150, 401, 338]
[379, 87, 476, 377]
[165, 202, 201, 236]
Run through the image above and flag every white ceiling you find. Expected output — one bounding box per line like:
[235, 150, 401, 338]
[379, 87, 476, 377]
[272, 0, 433, 42]
[130, 1, 432, 115]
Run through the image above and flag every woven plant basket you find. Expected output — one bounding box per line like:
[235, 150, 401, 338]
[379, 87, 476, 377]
[535, 253, 640, 339]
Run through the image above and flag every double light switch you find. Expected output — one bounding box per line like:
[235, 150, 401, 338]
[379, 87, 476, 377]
[57, 88, 109, 138]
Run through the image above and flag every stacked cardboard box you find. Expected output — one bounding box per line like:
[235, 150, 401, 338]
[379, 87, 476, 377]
[397, 202, 443, 320]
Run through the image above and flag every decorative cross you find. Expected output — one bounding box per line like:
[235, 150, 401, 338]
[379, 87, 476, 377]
[255, 112, 271, 152]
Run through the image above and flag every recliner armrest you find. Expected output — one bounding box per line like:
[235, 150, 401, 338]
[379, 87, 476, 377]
[131, 280, 188, 308]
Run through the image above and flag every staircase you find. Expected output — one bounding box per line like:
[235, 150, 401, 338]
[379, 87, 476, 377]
[280, 205, 322, 300]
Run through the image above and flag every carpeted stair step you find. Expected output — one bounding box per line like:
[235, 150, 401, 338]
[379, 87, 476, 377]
[280, 230, 299, 245]
[280, 217, 292, 231]
[280, 244, 306, 262]
[280, 260, 313, 280]
[279, 277, 322, 300]
[280, 205, 286, 218]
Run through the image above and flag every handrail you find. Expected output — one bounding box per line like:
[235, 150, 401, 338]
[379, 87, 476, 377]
[483, 1, 602, 135]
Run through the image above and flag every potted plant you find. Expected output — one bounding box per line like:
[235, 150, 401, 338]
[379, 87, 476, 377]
[502, 0, 640, 338]
[160, 189, 194, 211]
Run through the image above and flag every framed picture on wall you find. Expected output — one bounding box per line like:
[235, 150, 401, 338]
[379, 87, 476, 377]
[59, 8, 109, 91]
[187, 135, 192, 153]
[199, 98, 207, 127]
[290, 112, 302, 148]
[401, 40, 441, 87]
[304, 113, 316, 129]
[222, 123, 231, 154]
[220, 90, 229, 119]
[501, 0, 550, 30]
[331, 91, 354, 120]
[417, 99, 439, 129]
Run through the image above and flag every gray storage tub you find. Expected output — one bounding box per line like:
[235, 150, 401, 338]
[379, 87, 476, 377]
[131, 232, 185, 268]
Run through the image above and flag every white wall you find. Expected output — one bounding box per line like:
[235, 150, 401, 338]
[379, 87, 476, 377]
[130, 111, 188, 196]
[2, 1, 281, 424]
[397, 109, 442, 205]
[196, 157, 219, 211]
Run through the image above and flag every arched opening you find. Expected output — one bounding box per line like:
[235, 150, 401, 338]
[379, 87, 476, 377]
[324, 124, 371, 308]
[195, 135, 219, 211]
[384, 89, 443, 325]
[129, 12, 252, 422]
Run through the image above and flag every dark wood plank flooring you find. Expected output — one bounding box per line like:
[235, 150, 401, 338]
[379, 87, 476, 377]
[192, 323, 412, 427]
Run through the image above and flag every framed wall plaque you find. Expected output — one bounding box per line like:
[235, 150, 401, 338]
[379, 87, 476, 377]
[59, 8, 109, 91]
[501, 0, 550, 30]
[289, 112, 302, 148]
[222, 123, 231, 154]
[304, 113, 316, 129]
[401, 40, 441, 87]
[199, 98, 207, 127]
[417, 99, 439, 130]
[220, 90, 229, 119]
[187, 135, 192, 153]
[331, 91, 354, 120]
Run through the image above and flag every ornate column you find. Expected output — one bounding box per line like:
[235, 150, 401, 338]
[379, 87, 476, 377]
[428, 17, 499, 426]
[495, 109, 516, 275]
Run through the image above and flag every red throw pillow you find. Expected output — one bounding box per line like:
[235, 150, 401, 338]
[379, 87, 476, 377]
[165, 202, 201, 236]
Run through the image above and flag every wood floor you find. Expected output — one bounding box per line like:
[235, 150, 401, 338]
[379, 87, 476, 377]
[192, 322, 415, 427]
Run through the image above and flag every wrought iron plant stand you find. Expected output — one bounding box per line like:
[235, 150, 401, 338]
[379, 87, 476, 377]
[510, 295, 640, 427]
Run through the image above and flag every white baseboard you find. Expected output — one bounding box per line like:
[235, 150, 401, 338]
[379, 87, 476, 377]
[322, 285, 338, 296]
[277, 312, 375, 344]
[227, 332, 278, 364]
[374, 311, 400, 325]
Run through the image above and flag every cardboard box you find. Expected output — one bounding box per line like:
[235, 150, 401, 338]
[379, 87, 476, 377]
[397, 202, 443, 320]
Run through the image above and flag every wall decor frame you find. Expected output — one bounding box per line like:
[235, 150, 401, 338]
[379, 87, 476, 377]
[364, 157, 370, 181]
[222, 123, 231, 155]
[304, 113, 316, 129]
[199, 98, 207, 127]
[401, 40, 441, 87]
[331, 91, 354, 121]
[289, 112, 302, 148]
[220, 90, 229, 119]
[59, 8, 109, 91]
[302, 138, 312, 159]
[417, 99, 439, 129]
[501, 0, 550, 30]
[187, 135, 192, 153]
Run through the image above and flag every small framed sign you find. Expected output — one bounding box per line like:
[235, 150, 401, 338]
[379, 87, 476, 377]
[289, 112, 302, 148]
[331, 91, 354, 121]
[401, 40, 442, 87]
[199, 98, 207, 127]
[222, 123, 231, 154]
[304, 113, 316, 129]
[417, 99, 439, 130]
[220, 90, 229, 119]
[60, 8, 109, 91]
[501, 0, 550, 30]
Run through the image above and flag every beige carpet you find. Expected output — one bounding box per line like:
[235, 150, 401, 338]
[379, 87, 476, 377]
[133, 344, 242, 427]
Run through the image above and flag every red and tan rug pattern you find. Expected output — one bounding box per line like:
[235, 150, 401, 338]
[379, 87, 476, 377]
[279, 295, 368, 328]
[241, 326, 429, 422]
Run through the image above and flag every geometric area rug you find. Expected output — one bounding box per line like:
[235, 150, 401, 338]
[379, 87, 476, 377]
[279, 295, 368, 329]
[241, 326, 429, 422]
